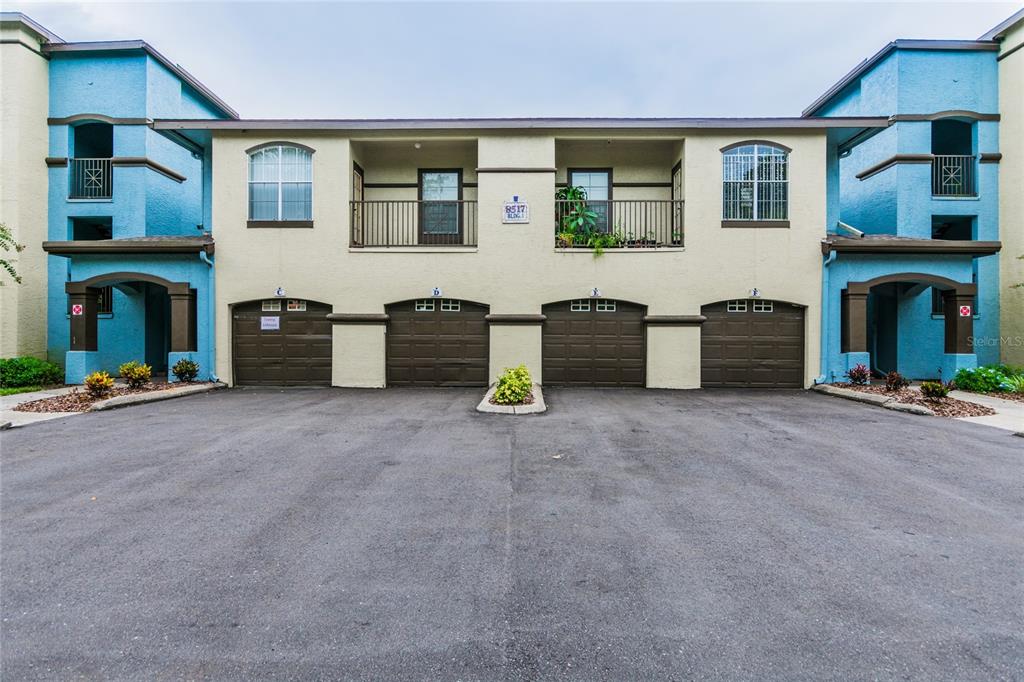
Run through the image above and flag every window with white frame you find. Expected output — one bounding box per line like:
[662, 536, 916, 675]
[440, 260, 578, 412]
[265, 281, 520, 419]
[248, 145, 313, 221]
[752, 299, 773, 313]
[287, 299, 306, 312]
[726, 300, 747, 313]
[415, 300, 435, 312]
[596, 300, 616, 312]
[440, 299, 461, 312]
[262, 300, 282, 311]
[570, 300, 591, 312]
[722, 143, 788, 221]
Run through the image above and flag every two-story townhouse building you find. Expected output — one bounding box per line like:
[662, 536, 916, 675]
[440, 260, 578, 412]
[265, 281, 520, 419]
[982, 9, 1024, 367]
[807, 39, 1006, 382]
[152, 118, 885, 389]
[0, 13, 59, 359]
[13, 18, 238, 383]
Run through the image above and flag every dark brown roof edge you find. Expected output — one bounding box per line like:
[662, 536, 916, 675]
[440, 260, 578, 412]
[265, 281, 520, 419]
[43, 238, 214, 256]
[822, 238, 1001, 256]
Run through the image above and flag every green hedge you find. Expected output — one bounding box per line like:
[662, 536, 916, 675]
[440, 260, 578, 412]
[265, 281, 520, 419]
[0, 357, 64, 388]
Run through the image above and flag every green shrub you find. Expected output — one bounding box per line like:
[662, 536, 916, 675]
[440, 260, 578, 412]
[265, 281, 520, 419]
[0, 356, 63, 388]
[920, 381, 950, 400]
[492, 364, 532, 405]
[84, 371, 114, 398]
[884, 371, 909, 392]
[118, 360, 152, 389]
[1005, 374, 1024, 394]
[845, 363, 870, 385]
[953, 366, 1011, 393]
[171, 358, 199, 383]
[985, 363, 1024, 378]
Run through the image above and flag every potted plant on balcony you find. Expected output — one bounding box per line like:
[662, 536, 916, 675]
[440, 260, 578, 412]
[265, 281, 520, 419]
[555, 186, 598, 249]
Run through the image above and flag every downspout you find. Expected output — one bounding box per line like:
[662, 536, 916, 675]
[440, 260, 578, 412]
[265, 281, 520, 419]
[199, 250, 219, 383]
[815, 248, 838, 384]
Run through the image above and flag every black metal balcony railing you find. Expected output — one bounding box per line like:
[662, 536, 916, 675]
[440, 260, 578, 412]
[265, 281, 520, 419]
[932, 155, 976, 197]
[69, 158, 113, 199]
[555, 199, 684, 248]
[351, 200, 478, 247]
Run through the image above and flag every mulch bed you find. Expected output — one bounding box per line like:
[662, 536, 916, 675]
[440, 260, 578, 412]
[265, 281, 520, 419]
[14, 382, 193, 413]
[833, 383, 996, 418]
[489, 391, 535, 407]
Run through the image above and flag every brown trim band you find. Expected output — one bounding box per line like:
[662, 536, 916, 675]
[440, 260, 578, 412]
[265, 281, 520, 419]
[245, 141, 317, 155]
[855, 154, 933, 181]
[979, 152, 1002, 164]
[997, 41, 1024, 61]
[485, 314, 546, 325]
[720, 139, 793, 153]
[67, 271, 191, 296]
[613, 182, 673, 188]
[363, 182, 417, 189]
[0, 38, 47, 58]
[111, 157, 186, 183]
[48, 114, 151, 126]
[643, 315, 707, 326]
[43, 239, 215, 256]
[889, 110, 1000, 122]
[721, 220, 791, 228]
[326, 313, 389, 325]
[822, 238, 1001, 256]
[848, 273, 975, 297]
[247, 220, 314, 229]
[45, 157, 68, 167]
[475, 167, 557, 173]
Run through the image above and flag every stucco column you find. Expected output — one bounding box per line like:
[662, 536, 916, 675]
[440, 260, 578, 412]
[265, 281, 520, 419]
[170, 290, 196, 353]
[841, 290, 868, 353]
[942, 290, 975, 355]
[66, 285, 100, 351]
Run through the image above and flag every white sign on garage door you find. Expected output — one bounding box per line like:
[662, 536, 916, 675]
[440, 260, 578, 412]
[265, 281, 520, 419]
[260, 316, 280, 331]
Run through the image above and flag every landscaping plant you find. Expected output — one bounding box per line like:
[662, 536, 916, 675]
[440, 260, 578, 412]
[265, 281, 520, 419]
[953, 366, 1012, 393]
[0, 221, 25, 285]
[492, 364, 532, 405]
[1003, 374, 1024, 394]
[845, 363, 870, 386]
[920, 381, 950, 400]
[84, 371, 115, 398]
[171, 358, 200, 383]
[884, 371, 909, 392]
[0, 357, 63, 388]
[118, 360, 152, 389]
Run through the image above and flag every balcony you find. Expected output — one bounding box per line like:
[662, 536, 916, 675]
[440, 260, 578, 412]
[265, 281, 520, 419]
[931, 155, 976, 198]
[351, 200, 478, 247]
[69, 158, 113, 199]
[555, 199, 684, 248]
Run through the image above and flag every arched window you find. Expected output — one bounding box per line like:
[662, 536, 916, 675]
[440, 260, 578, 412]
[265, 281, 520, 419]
[248, 144, 313, 221]
[722, 142, 789, 222]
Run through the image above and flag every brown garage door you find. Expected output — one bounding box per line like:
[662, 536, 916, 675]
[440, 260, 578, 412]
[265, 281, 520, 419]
[701, 299, 804, 388]
[232, 299, 332, 386]
[542, 299, 646, 387]
[386, 299, 489, 387]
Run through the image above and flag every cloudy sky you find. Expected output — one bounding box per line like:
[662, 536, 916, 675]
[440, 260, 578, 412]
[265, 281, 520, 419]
[12, 1, 1021, 119]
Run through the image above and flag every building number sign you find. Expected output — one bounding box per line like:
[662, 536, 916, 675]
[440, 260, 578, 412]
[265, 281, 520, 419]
[502, 196, 530, 224]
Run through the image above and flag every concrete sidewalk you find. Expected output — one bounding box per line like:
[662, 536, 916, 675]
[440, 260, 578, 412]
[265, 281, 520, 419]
[0, 386, 80, 429]
[950, 390, 1024, 434]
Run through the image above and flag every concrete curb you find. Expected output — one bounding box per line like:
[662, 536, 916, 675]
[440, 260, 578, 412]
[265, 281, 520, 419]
[476, 383, 546, 415]
[0, 421, 11, 431]
[810, 383, 935, 416]
[89, 382, 226, 412]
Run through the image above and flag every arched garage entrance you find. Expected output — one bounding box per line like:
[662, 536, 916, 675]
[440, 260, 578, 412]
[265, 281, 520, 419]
[232, 299, 332, 386]
[542, 299, 646, 387]
[700, 299, 805, 388]
[385, 299, 489, 386]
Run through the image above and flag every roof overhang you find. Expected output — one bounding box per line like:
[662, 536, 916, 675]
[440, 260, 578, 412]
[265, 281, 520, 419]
[43, 40, 238, 120]
[979, 8, 1024, 41]
[0, 12, 64, 44]
[43, 237, 214, 257]
[822, 237, 1001, 257]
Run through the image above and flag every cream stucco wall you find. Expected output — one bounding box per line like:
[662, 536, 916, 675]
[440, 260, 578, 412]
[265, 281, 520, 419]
[0, 23, 49, 359]
[212, 129, 825, 388]
[997, 19, 1024, 366]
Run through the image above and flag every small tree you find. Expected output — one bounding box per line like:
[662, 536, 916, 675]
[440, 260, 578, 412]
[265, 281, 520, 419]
[0, 222, 26, 285]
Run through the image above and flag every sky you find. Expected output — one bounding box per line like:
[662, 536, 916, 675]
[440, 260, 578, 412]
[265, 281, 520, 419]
[10, 1, 1022, 119]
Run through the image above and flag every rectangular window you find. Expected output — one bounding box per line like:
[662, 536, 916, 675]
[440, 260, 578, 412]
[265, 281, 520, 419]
[570, 300, 591, 312]
[569, 169, 611, 232]
[415, 300, 435, 312]
[727, 300, 747, 313]
[596, 300, 616, 312]
[287, 299, 306, 312]
[262, 300, 282, 312]
[440, 299, 460, 312]
[419, 170, 462, 243]
[752, 300, 773, 313]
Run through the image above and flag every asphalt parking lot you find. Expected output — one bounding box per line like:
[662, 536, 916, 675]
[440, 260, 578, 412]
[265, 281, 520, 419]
[2, 388, 1022, 680]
